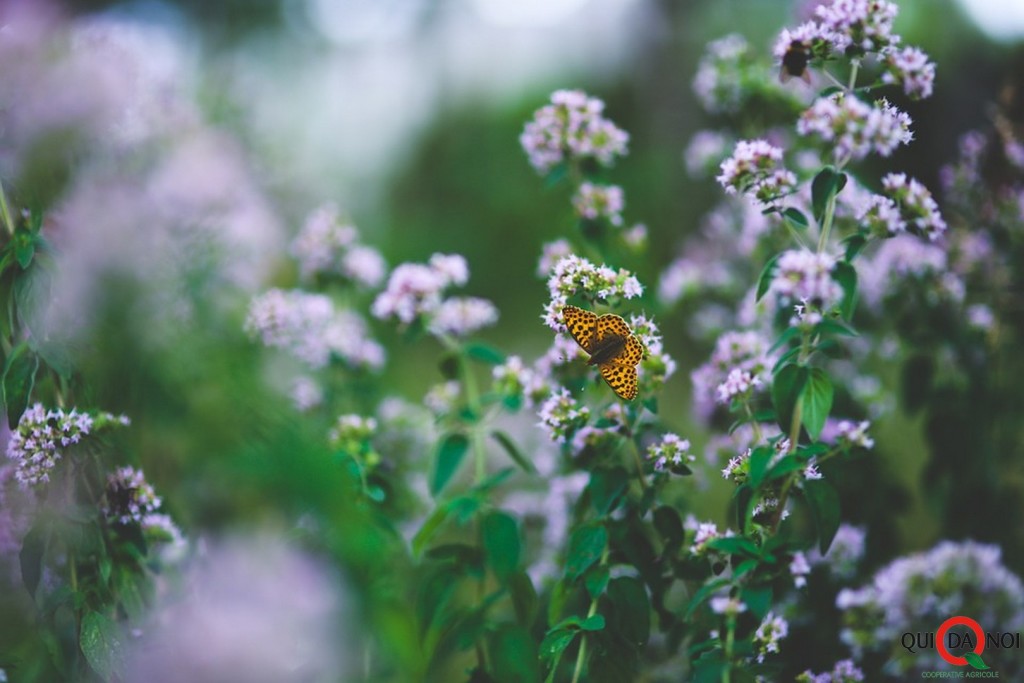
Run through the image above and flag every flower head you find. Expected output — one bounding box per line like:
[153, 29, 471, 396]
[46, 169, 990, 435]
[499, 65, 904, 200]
[882, 46, 936, 100]
[815, 0, 900, 54]
[754, 612, 789, 663]
[5, 404, 128, 488]
[328, 414, 377, 449]
[427, 297, 499, 338]
[691, 331, 773, 422]
[537, 387, 591, 444]
[103, 466, 162, 525]
[246, 289, 385, 370]
[572, 182, 625, 226]
[693, 34, 752, 114]
[646, 433, 694, 473]
[769, 249, 844, 311]
[797, 93, 912, 162]
[542, 255, 643, 331]
[881, 173, 946, 240]
[520, 90, 628, 175]
[716, 140, 796, 206]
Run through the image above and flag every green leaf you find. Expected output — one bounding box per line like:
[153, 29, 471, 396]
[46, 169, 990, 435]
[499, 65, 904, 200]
[705, 536, 760, 558]
[964, 652, 990, 670]
[507, 571, 538, 627]
[580, 614, 606, 631]
[488, 625, 540, 683]
[116, 572, 147, 623]
[804, 479, 841, 554]
[800, 368, 834, 441]
[14, 235, 35, 269]
[765, 455, 808, 482]
[3, 346, 39, 429]
[782, 208, 809, 231]
[501, 393, 523, 412]
[426, 543, 484, 568]
[482, 511, 520, 583]
[490, 430, 536, 474]
[652, 506, 683, 547]
[815, 318, 858, 338]
[684, 578, 731, 618]
[430, 432, 470, 496]
[769, 326, 802, 355]
[818, 85, 843, 98]
[740, 585, 773, 619]
[20, 523, 46, 598]
[588, 467, 628, 517]
[747, 446, 774, 488]
[832, 260, 858, 320]
[843, 232, 868, 261]
[811, 166, 847, 224]
[412, 505, 451, 556]
[606, 577, 650, 646]
[438, 353, 460, 380]
[80, 611, 124, 681]
[772, 363, 808, 434]
[565, 524, 607, 581]
[584, 565, 610, 600]
[902, 354, 935, 414]
[755, 253, 782, 302]
[642, 396, 659, 414]
[539, 628, 577, 663]
[465, 342, 506, 366]
[547, 578, 571, 625]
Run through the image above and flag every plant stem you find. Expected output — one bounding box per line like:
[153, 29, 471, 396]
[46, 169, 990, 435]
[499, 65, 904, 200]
[721, 615, 736, 683]
[570, 544, 608, 683]
[817, 189, 838, 254]
[0, 179, 13, 237]
[743, 402, 764, 443]
[847, 59, 861, 91]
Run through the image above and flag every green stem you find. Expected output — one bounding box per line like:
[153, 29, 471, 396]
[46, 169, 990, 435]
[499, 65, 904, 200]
[0, 179, 14, 237]
[630, 446, 649, 491]
[847, 59, 861, 91]
[721, 615, 736, 683]
[622, 409, 647, 489]
[570, 544, 608, 683]
[821, 68, 846, 91]
[442, 334, 487, 483]
[768, 333, 810, 534]
[783, 216, 811, 250]
[743, 402, 764, 443]
[816, 189, 839, 254]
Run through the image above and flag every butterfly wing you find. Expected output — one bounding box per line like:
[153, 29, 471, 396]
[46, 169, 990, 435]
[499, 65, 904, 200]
[599, 362, 638, 401]
[597, 316, 644, 400]
[564, 307, 643, 400]
[620, 334, 645, 367]
[562, 305, 598, 353]
[594, 313, 631, 345]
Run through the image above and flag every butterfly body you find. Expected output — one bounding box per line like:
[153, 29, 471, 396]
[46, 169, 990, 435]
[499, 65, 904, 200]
[562, 305, 643, 401]
[585, 334, 627, 366]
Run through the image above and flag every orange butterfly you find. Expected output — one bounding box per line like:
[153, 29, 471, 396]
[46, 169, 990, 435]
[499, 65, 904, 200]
[562, 305, 644, 401]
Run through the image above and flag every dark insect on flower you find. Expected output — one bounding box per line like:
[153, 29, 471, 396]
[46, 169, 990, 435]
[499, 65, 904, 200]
[780, 40, 812, 84]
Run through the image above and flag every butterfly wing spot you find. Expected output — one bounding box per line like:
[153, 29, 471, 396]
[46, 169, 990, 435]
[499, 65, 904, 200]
[623, 335, 644, 366]
[595, 314, 631, 344]
[599, 363, 638, 401]
[563, 305, 598, 353]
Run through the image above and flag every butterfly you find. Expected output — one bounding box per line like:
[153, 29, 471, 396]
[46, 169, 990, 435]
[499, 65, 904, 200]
[562, 305, 644, 401]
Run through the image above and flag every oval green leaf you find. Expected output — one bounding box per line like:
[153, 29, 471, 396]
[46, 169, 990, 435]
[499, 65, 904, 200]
[430, 432, 470, 496]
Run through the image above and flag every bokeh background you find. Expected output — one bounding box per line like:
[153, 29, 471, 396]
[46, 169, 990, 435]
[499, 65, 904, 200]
[29, 0, 1020, 540]
[3, 0, 1024, 678]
